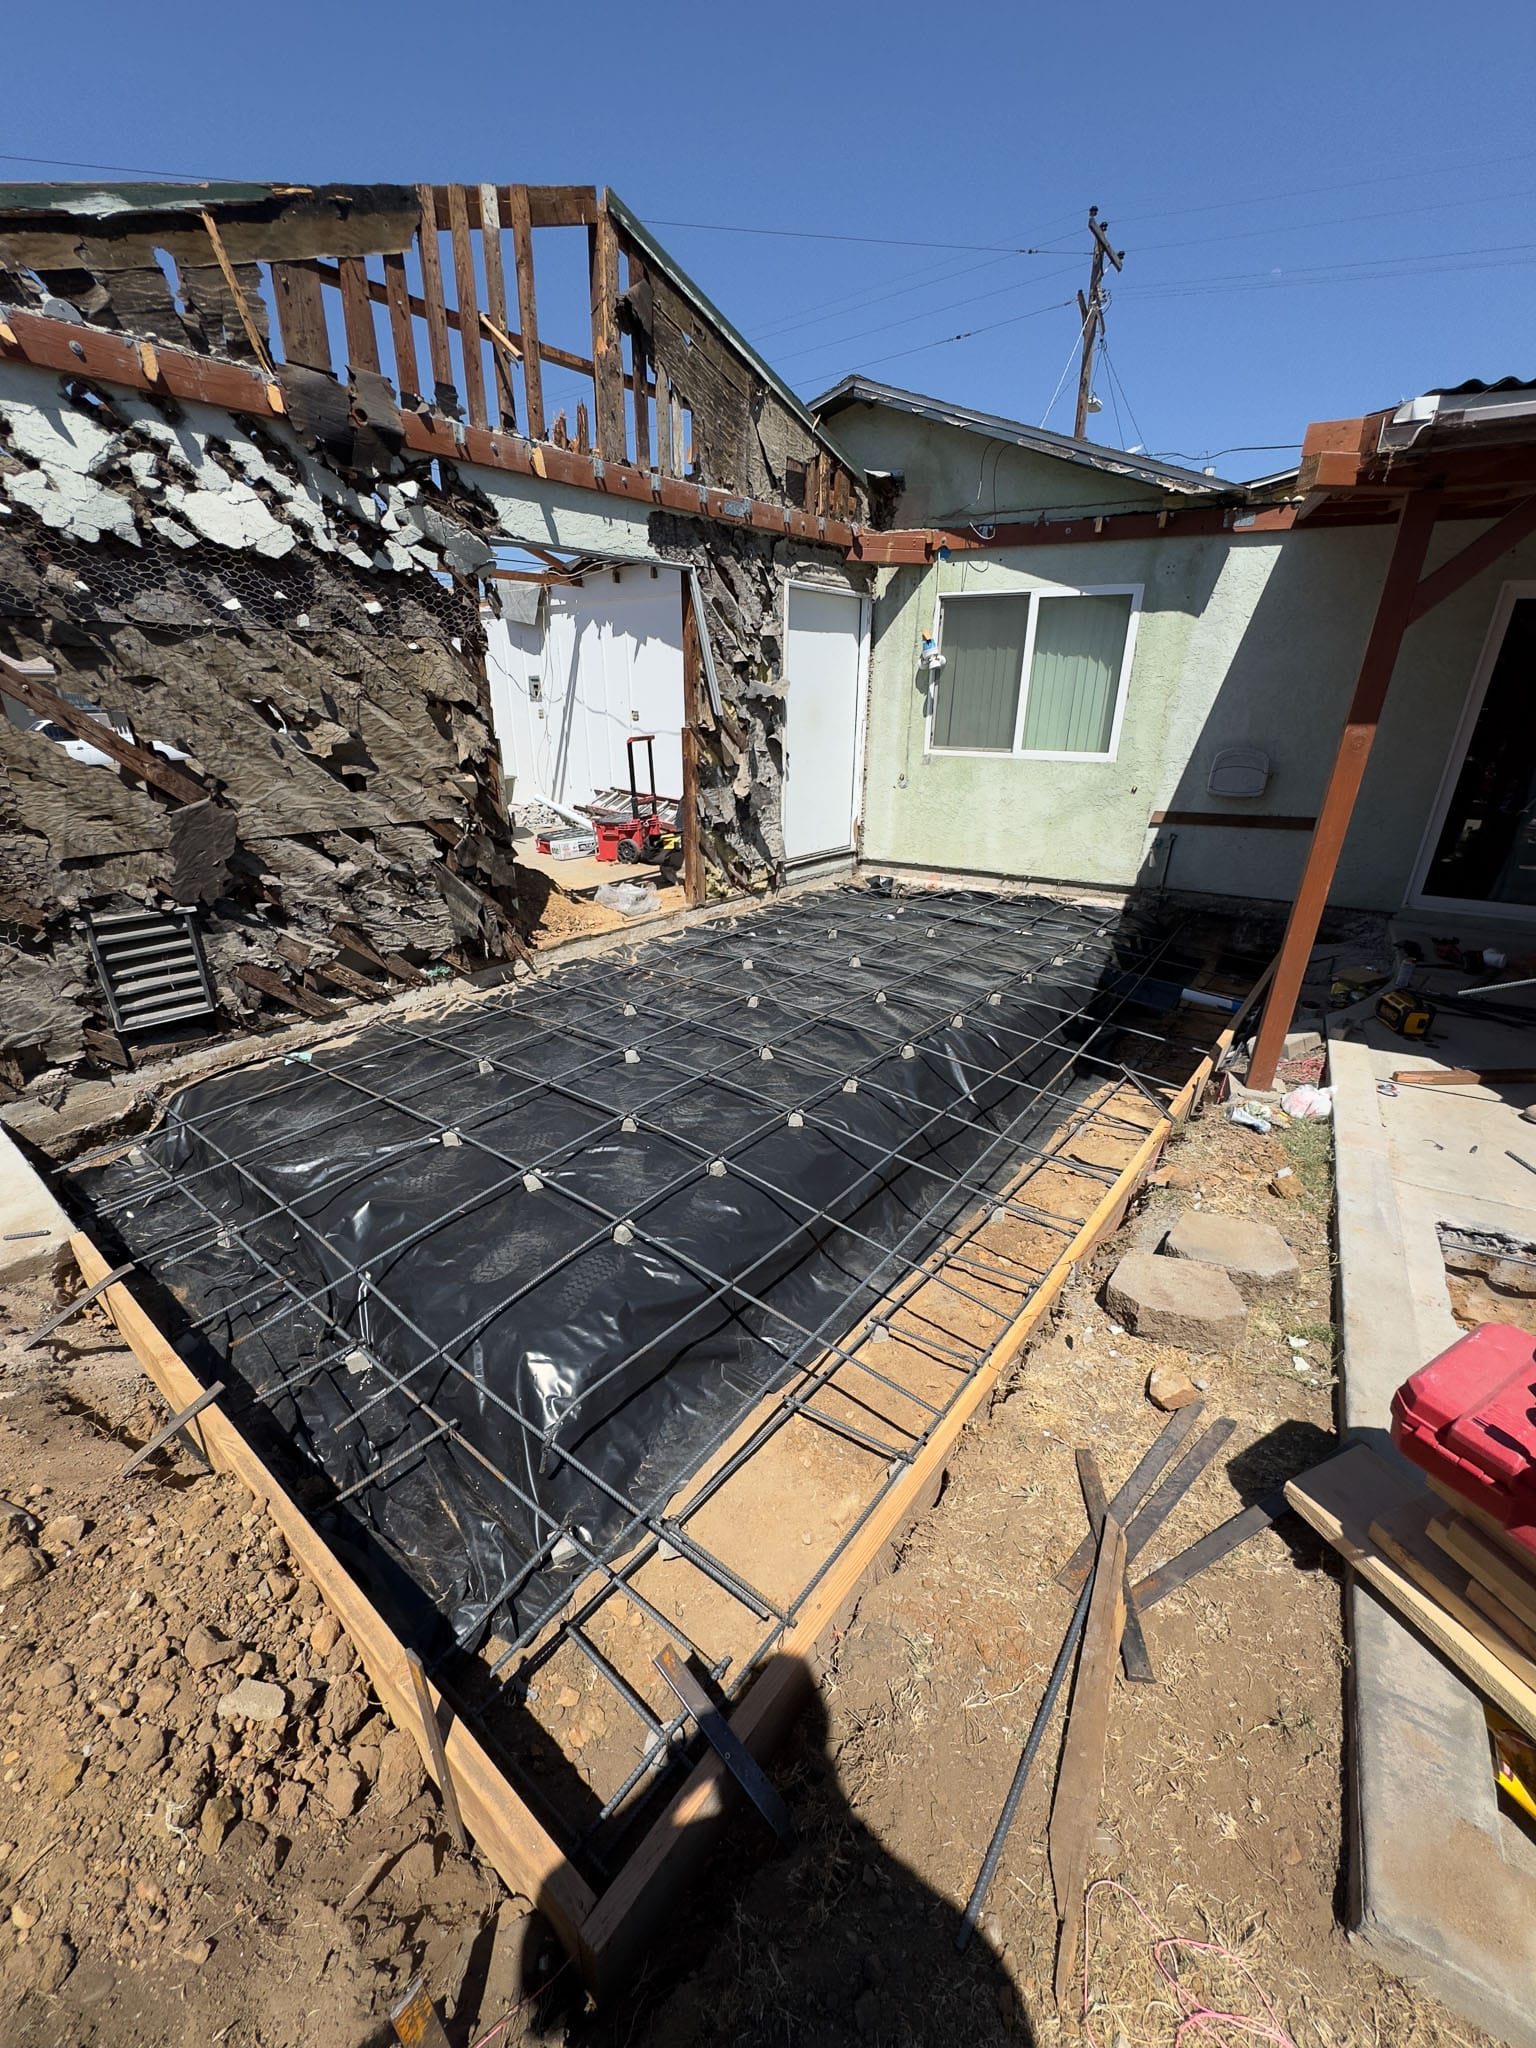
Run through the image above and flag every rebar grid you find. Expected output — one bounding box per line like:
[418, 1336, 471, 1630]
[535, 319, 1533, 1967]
[83, 884, 1220, 1866]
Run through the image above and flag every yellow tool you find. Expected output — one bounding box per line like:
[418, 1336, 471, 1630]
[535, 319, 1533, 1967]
[1376, 988, 1436, 1038]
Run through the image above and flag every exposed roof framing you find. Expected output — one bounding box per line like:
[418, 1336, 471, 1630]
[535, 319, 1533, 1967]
[0, 179, 866, 541]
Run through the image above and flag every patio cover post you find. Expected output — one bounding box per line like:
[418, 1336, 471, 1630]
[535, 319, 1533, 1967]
[1247, 490, 1439, 1089]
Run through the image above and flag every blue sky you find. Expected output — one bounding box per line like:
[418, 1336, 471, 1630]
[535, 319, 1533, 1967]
[6, 0, 1534, 482]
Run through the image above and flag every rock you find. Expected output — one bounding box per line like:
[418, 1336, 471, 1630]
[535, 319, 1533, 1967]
[308, 1615, 341, 1659]
[264, 1570, 297, 1603]
[1146, 1362, 1201, 1411]
[40, 1660, 73, 1690]
[322, 1672, 370, 1744]
[216, 1678, 288, 1726]
[1162, 1211, 1299, 1302]
[183, 1625, 237, 1672]
[11, 1899, 40, 1931]
[198, 1791, 239, 1856]
[351, 1743, 381, 1788]
[38, 1514, 85, 1554]
[390, 1838, 438, 1894]
[374, 1729, 427, 1818]
[137, 1679, 176, 1718]
[555, 1686, 580, 1711]
[1105, 1250, 1246, 1354]
[1269, 1170, 1305, 1201]
[0, 1542, 45, 1592]
[46, 1753, 84, 1800]
[1281, 1029, 1323, 1057]
[1489, 1258, 1536, 1299]
[179, 1937, 214, 1966]
[23, 1931, 75, 1994]
[326, 1638, 358, 1676]
[324, 1757, 365, 1819]
[275, 1780, 308, 1825]
[236, 1651, 264, 1679]
[126, 1727, 166, 1772]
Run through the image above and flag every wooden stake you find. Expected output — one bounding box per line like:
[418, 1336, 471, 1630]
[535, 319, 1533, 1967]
[1049, 1509, 1127, 2008]
[406, 1648, 469, 1854]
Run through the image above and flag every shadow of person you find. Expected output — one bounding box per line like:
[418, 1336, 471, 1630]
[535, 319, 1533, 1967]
[479, 1669, 1034, 2047]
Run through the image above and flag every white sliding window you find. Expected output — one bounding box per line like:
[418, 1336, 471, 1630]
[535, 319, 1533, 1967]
[929, 584, 1139, 762]
[1021, 592, 1135, 756]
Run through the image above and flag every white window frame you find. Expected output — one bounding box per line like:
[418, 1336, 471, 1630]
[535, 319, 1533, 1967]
[924, 580, 1142, 763]
[1406, 577, 1536, 923]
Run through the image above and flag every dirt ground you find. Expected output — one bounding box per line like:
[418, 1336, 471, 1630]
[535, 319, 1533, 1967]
[0, 1093, 1506, 2047]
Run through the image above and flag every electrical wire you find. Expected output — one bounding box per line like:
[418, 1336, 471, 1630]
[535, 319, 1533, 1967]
[773, 262, 1082, 367]
[1039, 302, 1095, 429]
[1097, 337, 1147, 455]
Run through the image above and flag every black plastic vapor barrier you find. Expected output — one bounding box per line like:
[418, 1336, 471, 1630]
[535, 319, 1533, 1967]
[82, 886, 1200, 1651]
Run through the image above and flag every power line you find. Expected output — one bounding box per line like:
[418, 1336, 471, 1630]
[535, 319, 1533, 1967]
[0, 150, 240, 182]
[649, 217, 1066, 255]
[773, 262, 1083, 367]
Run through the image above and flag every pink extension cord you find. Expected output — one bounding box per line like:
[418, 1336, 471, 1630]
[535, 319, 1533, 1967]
[1081, 1879, 1299, 2048]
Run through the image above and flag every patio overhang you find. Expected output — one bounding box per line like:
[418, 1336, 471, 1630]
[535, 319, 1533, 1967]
[1247, 391, 1536, 1088]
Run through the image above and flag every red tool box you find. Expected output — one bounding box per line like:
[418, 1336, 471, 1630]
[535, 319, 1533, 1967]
[1391, 1323, 1536, 1565]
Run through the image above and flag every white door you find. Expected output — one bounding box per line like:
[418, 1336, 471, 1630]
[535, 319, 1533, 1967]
[782, 585, 866, 863]
[483, 568, 684, 811]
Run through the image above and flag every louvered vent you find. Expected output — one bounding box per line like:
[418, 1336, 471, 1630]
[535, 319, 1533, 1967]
[84, 909, 217, 1035]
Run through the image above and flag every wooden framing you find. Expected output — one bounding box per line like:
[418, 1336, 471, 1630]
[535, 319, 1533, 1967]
[337, 256, 380, 375]
[65, 982, 1230, 1992]
[413, 184, 455, 402]
[478, 182, 518, 431]
[588, 197, 626, 463]
[446, 183, 487, 430]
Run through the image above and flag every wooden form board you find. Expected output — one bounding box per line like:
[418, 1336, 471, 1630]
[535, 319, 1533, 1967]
[71, 1011, 1227, 1994]
[1432, 1514, 1536, 1636]
[1287, 1444, 1536, 1743]
[1370, 1493, 1536, 1694]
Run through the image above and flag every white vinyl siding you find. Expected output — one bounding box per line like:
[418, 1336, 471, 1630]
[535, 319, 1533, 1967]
[929, 584, 1138, 761]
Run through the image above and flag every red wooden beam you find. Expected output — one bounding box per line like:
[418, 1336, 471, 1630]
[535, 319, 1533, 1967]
[1408, 495, 1536, 619]
[1246, 491, 1440, 1090]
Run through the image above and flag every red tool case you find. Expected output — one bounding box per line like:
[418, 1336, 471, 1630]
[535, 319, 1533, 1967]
[1391, 1323, 1536, 1565]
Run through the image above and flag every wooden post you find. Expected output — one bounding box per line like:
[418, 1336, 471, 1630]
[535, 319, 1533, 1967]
[446, 185, 487, 429]
[478, 182, 517, 431]
[506, 185, 544, 441]
[588, 196, 626, 462]
[414, 186, 455, 407]
[382, 252, 421, 403]
[337, 257, 380, 375]
[681, 578, 707, 908]
[271, 262, 330, 371]
[1247, 490, 1439, 1088]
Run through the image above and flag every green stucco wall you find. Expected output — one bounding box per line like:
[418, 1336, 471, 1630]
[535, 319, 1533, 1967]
[860, 519, 1536, 912]
[823, 404, 1172, 527]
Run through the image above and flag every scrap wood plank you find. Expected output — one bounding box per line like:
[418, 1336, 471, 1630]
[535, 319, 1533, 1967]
[1075, 1448, 1154, 1682]
[1049, 1509, 1128, 2008]
[578, 1045, 1223, 1987]
[1426, 1473, 1536, 1572]
[69, 1232, 597, 1958]
[234, 962, 337, 1020]
[1057, 1397, 1206, 1591]
[1370, 1492, 1536, 1692]
[1286, 1443, 1536, 1742]
[0, 653, 209, 808]
[1431, 1513, 1536, 1637]
[1467, 1577, 1536, 1660]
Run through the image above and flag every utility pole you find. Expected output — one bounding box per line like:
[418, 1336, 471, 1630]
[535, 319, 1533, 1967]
[1073, 207, 1124, 440]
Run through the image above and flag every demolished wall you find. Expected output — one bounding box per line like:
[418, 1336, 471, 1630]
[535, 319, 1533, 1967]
[653, 514, 867, 893]
[0, 359, 519, 1087]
